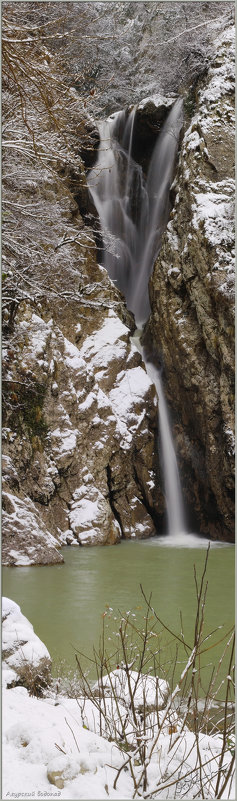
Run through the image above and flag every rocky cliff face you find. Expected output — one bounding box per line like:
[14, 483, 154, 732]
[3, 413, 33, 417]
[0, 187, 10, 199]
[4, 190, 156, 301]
[3, 291, 162, 565]
[2, 6, 235, 565]
[2, 31, 163, 565]
[144, 25, 235, 541]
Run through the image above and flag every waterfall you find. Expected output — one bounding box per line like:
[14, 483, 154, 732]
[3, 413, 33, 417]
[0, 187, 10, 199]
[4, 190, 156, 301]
[88, 99, 186, 537]
[132, 333, 186, 537]
[88, 99, 183, 325]
[143, 357, 186, 536]
[88, 111, 146, 314]
[123, 107, 136, 201]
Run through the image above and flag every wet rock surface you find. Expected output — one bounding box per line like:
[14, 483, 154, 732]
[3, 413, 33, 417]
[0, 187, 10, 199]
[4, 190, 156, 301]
[144, 25, 235, 541]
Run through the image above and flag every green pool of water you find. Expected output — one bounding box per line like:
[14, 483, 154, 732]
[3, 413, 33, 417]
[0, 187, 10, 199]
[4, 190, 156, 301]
[2, 538, 234, 698]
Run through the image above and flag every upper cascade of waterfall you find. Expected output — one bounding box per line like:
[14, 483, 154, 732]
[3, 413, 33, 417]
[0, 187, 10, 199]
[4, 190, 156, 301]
[88, 98, 183, 325]
[88, 98, 186, 540]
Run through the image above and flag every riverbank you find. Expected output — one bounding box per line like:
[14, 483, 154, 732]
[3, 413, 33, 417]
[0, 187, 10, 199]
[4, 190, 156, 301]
[2, 597, 235, 799]
[3, 683, 235, 799]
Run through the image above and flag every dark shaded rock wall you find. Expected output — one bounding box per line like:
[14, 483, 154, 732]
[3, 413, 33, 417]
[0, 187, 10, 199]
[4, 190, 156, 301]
[144, 24, 235, 542]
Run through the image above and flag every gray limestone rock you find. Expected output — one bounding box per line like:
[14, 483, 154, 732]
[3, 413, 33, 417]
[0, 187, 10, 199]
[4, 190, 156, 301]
[144, 24, 235, 542]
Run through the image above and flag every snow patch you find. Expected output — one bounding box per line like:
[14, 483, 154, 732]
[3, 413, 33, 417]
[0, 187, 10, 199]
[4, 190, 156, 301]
[2, 597, 51, 675]
[80, 312, 129, 370]
[192, 185, 235, 248]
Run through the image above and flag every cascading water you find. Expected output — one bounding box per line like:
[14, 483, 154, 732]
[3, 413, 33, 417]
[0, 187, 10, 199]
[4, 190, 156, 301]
[132, 331, 186, 538]
[88, 98, 183, 324]
[88, 99, 186, 537]
[142, 355, 186, 537]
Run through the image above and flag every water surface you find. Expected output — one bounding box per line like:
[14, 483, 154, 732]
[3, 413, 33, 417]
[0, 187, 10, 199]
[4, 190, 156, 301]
[2, 538, 234, 698]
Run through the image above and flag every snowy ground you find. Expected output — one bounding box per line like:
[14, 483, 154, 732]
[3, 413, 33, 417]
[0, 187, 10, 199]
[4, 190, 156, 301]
[2, 598, 235, 800]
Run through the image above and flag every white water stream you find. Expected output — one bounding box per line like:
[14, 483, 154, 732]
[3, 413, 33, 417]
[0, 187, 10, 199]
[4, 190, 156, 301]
[133, 334, 186, 538]
[88, 100, 187, 537]
[88, 99, 183, 324]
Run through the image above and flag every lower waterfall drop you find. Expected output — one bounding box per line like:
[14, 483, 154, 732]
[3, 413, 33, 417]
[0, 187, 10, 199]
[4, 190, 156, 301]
[88, 98, 187, 538]
[144, 356, 186, 538]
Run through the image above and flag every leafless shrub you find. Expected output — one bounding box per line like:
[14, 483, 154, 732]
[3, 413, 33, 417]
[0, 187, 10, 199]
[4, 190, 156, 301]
[2, 4, 123, 432]
[8, 656, 52, 697]
[73, 546, 235, 798]
[2, 3, 100, 322]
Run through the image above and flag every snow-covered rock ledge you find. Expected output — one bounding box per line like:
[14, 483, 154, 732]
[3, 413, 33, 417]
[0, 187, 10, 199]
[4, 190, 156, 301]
[2, 597, 51, 695]
[2, 600, 235, 799]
